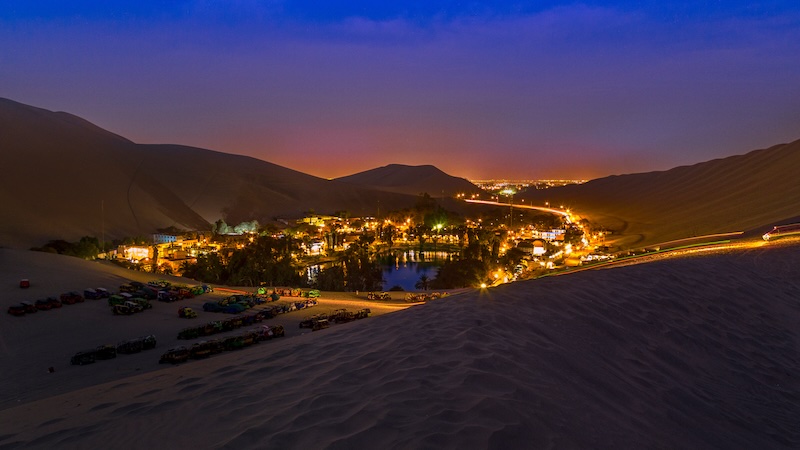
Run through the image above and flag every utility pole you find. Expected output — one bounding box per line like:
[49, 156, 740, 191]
[501, 189, 515, 230]
[509, 192, 513, 229]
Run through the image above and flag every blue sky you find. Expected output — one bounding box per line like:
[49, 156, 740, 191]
[2, 1, 799, 179]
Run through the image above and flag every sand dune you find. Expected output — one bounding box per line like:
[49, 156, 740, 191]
[1, 241, 798, 449]
[0, 99, 209, 247]
[519, 139, 800, 250]
[335, 164, 482, 197]
[5, 96, 798, 253]
[0, 98, 419, 248]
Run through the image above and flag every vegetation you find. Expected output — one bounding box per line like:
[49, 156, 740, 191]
[212, 219, 259, 235]
[44, 192, 582, 291]
[430, 259, 487, 289]
[313, 235, 383, 292]
[32, 236, 103, 259]
[415, 274, 431, 290]
[181, 235, 302, 287]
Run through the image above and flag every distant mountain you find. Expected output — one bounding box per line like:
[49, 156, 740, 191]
[335, 164, 481, 197]
[5, 97, 796, 251]
[0, 98, 417, 248]
[518, 139, 800, 249]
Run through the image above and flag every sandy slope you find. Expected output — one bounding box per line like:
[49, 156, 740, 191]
[0, 249, 411, 409]
[335, 164, 481, 197]
[0, 98, 418, 248]
[0, 99, 210, 247]
[1, 243, 799, 449]
[519, 139, 800, 250]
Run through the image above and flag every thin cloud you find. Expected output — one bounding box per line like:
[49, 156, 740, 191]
[0, 3, 798, 179]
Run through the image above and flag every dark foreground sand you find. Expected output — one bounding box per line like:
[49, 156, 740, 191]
[1, 244, 799, 449]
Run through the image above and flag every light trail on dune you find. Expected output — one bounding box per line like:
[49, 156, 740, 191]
[316, 298, 412, 310]
[543, 238, 770, 277]
[645, 231, 745, 249]
[464, 199, 576, 222]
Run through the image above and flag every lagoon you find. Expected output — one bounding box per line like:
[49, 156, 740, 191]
[380, 249, 455, 291]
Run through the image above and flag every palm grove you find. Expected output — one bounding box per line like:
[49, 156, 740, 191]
[179, 197, 574, 291]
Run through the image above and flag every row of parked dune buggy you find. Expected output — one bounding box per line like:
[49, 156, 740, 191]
[160, 324, 286, 364]
[7, 289, 108, 316]
[71, 335, 158, 365]
[299, 308, 371, 331]
[257, 287, 321, 298]
[202, 293, 319, 315]
[404, 292, 448, 303]
[7, 280, 214, 317]
[201, 294, 272, 314]
[199, 289, 321, 315]
[108, 280, 213, 315]
[177, 303, 309, 339]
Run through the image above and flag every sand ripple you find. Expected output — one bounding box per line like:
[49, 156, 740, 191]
[1, 244, 799, 449]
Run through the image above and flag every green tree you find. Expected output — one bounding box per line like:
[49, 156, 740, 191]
[414, 274, 430, 290]
[342, 241, 383, 291]
[315, 265, 346, 291]
[431, 259, 488, 289]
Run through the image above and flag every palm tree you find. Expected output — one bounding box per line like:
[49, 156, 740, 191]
[415, 274, 430, 291]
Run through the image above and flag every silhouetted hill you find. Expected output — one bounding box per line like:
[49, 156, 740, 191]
[5, 97, 797, 251]
[0, 98, 416, 247]
[335, 164, 481, 197]
[0, 98, 211, 247]
[518, 139, 800, 249]
[133, 144, 417, 226]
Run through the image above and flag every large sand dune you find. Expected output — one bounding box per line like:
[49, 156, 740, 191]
[335, 164, 482, 197]
[519, 139, 800, 250]
[4, 96, 798, 252]
[0, 99, 211, 247]
[0, 98, 418, 248]
[1, 241, 798, 449]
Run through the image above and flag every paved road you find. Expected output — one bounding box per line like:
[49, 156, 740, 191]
[464, 199, 576, 223]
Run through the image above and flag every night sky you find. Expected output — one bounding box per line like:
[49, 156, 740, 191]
[2, 1, 799, 180]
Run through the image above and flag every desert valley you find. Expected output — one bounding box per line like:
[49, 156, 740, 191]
[1, 97, 799, 449]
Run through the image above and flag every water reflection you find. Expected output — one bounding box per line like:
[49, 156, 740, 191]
[381, 250, 456, 291]
[306, 249, 458, 291]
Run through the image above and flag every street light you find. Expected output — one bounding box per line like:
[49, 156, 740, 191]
[501, 189, 515, 228]
[433, 223, 443, 253]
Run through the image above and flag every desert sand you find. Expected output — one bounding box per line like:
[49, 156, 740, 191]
[0, 98, 423, 248]
[520, 139, 800, 250]
[1, 242, 799, 449]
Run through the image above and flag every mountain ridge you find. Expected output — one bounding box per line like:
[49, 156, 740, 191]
[0, 98, 418, 247]
[335, 163, 481, 197]
[3, 96, 798, 251]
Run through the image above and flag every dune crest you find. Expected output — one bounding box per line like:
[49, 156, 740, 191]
[520, 139, 800, 250]
[0, 98, 419, 248]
